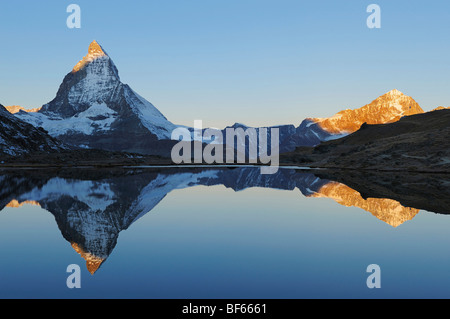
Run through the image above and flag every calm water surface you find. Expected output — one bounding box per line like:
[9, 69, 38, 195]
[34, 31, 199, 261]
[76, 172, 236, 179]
[0, 167, 449, 299]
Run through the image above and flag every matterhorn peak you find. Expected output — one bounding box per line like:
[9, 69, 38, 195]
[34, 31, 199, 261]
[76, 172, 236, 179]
[15, 39, 176, 153]
[72, 40, 109, 73]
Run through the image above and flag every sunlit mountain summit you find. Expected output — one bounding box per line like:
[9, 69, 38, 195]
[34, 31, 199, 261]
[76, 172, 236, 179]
[307, 89, 424, 134]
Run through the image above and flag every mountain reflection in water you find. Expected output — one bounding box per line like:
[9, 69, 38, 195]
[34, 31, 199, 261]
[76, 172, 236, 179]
[0, 167, 448, 274]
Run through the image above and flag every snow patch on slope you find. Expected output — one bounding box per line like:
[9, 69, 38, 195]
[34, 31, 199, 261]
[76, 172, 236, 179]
[17, 103, 117, 137]
[18, 178, 116, 212]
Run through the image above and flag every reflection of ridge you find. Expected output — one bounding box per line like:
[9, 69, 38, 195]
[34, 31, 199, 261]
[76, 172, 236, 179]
[71, 242, 105, 275]
[0, 174, 49, 209]
[6, 200, 41, 208]
[310, 181, 420, 227]
[314, 170, 450, 216]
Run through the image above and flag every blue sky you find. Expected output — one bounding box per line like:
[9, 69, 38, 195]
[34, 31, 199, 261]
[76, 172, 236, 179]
[1, 0, 449, 128]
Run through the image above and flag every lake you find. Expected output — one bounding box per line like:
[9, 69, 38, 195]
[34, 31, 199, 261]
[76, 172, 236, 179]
[0, 166, 449, 299]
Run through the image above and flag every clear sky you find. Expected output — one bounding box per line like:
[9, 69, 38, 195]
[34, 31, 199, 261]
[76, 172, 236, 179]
[1, 0, 449, 128]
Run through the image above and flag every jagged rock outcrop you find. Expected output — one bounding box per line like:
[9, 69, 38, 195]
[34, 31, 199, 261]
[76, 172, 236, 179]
[0, 104, 64, 157]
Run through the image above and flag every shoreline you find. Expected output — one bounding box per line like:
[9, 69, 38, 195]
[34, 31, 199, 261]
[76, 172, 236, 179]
[0, 162, 449, 174]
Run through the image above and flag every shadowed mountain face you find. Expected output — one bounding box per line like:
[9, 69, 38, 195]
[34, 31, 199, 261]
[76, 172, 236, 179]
[1, 167, 449, 274]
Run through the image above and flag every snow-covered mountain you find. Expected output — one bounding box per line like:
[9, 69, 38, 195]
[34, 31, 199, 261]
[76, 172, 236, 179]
[16, 41, 177, 155]
[0, 104, 64, 157]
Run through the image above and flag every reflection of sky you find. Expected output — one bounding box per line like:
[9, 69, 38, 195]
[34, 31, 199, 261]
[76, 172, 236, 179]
[1, 185, 450, 298]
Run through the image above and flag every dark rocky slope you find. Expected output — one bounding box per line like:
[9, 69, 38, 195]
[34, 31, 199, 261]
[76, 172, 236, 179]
[0, 104, 64, 158]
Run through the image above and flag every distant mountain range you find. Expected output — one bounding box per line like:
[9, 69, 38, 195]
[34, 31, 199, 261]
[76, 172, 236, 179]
[0, 40, 447, 165]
